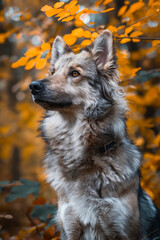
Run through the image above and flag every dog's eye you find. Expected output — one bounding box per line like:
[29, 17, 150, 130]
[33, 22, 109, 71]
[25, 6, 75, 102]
[49, 69, 55, 76]
[71, 70, 80, 77]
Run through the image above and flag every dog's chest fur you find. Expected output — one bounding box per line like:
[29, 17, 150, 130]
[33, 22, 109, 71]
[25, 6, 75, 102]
[41, 111, 140, 240]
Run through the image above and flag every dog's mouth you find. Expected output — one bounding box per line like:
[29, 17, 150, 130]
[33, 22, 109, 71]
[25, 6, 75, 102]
[34, 97, 72, 110]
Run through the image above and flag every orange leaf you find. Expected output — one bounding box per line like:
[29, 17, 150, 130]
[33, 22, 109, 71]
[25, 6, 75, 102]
[127, 2, 145, 15]
[70, 5, 80, 15]
[83, 30, 91, 38]
[35, 58, 47, 69]
[107, 25, 117, 33]
[41, 42, 51, 51]
[54, 2, 65, 9]
[63, 34, 77, 46]
[56, 10, 70, 20]
[103, 0, 113, 5]
[11, 57, 29, 68]
[120, 38, 131, 44]
[65, 1, 78, 11]
[125, 26, 133, 35]
[152, 40, 160, 47]
[95, 0, 103, 7]
[25, 58, 37, 70]
[41, 5, 53, 12]
[132, 38, 141, 42]
[101, 8, 114, 13]
[130, 31, 143, 37]
[81, 39, 92, 47]
[118, 5, 127, 16]
[91, 32, 99, 39]
[72, 28, 84, 37]
[62, 16, 74, 22]
[45, 8, 63, 17]
[24, 47, 40, 57]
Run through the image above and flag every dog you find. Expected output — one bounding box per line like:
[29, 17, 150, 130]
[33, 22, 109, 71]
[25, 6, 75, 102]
[29, 30, 160, 240]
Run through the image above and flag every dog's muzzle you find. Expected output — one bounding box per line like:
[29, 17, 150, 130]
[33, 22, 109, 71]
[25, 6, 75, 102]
[29, 80, 72, 110]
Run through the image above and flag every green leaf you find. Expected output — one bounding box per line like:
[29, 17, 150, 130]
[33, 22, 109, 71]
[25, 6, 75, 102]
[31, 204, 57, 222]
[5, 178, 40, 202]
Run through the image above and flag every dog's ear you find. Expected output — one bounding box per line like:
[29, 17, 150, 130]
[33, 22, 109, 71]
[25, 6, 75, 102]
[51, 36, 70, 65]
[91, 30, 113, 70]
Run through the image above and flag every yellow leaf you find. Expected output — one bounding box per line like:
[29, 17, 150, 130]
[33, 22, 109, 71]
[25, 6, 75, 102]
[41, 5, 53, 12]
[0, 126, 10, 134]
[95, 0, 103, 7]
[41, 42, 51, 51]
[45, 8, 63, 17]
[54, 2, 65, 9]
[118, 5, 127, 17]
[62, 16, 74, 22]
[130, 31, 143, 37]
[24, 47, 40, 57]
[83, 30, 91, 38]
[11, 57, 29, 68]
[72, 28, 84, 37]
[103, 0, 113, 5]
[25, 58, 37, 70]
[120, 38, 131, 44]
[81, 39, 92, 47]
[125, 26, 133, 35]
[70, 5, 80, 15]
[35, 58, 47, 69]
[101, 8, 115, 13]
[152, 40, 160, 47]
[63, 34, 77, 46]
[65, 0, 78, 11]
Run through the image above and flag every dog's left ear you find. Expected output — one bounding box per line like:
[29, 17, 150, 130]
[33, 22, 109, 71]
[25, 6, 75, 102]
[91, 30, 113, 70]
[51, 36, 70, 65]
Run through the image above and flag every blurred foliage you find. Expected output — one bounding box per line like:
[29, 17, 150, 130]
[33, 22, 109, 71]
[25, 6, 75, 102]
[0, 0, 160, 239]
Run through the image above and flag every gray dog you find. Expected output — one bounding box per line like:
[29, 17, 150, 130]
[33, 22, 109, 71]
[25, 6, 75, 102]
[29, 30, 160, 240]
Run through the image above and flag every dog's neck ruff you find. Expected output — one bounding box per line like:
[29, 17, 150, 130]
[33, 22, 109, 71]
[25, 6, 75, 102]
[99, 141, 116, 153]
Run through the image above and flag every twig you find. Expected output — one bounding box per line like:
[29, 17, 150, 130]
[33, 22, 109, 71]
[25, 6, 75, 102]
[114, 36, 160, 41]
[119, 68, 160, 86]
[26, 211, 42, 237]
[117, 14, 154, 34]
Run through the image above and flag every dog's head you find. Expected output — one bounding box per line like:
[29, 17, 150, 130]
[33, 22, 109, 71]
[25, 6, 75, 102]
[29, 30, 125, 118]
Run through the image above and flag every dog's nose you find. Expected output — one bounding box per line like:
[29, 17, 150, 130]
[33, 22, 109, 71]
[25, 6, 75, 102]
[29, 81, 44, 94]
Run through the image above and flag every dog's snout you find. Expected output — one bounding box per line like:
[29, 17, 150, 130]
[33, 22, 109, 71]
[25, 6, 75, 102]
[29, 81, 44, 94]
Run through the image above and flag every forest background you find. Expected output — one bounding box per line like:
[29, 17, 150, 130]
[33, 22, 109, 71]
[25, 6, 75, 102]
[0, 0, 160, 239]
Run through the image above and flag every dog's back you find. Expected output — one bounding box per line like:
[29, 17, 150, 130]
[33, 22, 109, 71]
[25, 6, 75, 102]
[29, 30, 160, 240]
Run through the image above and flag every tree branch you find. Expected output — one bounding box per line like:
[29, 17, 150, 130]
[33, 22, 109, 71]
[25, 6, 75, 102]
[114, 36, 160, 41]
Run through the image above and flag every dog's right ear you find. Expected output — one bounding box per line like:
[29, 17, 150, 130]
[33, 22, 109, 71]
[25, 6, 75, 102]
[51, 36, 70, 65]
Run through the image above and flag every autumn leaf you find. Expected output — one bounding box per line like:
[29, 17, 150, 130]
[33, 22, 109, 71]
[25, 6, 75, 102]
[81, 39, 92, 47]
[45, 8, 63, 17]
[25, 58, 37, 70]
[125, 26, 134, 35]
[54, 2, 65, 9]
[120, 38, 131, 44]
[101, 8, 115, 13]
[72, 28, 84, 37]
[24, 47, 40, 57]
[41, 42, 51, 51]
[62, 16, 74, 22]
[41, 5, 53, 12]
[35, 58, 47, 69]
[65, 0, 78, 11]
[130, 31, 143, 37]
[11, 57, 29, 68]
[63, 34, 77, 45]
[95, 0, 103, 7]
[103, 0, 113, 5]
[118, 5, 127, 17]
